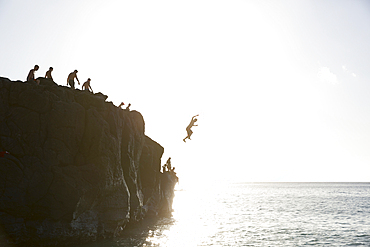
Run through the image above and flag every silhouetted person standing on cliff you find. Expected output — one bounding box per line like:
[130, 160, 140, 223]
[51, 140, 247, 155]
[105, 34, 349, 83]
[45, 67, 53, 80]
[82, 78, 93, 93]
[67, 70, 80, 89]
[165, 157, 172, 171]
[27, 65, 40, 84]
[183, 114, 199, 142]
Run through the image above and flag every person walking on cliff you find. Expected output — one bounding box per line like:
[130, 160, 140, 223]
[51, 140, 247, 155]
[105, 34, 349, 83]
[82, 78, 93, 93]
[183, 114, 199, 142]
[67, 70, 80, 89]
[45, 67, 53, 80]
[26, 65, 40, 85]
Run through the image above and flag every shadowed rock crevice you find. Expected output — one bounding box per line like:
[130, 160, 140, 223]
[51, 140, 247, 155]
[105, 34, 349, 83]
[0, 77, 176, 246]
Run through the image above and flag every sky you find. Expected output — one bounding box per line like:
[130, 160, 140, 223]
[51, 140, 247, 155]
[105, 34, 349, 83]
[1, 0, 370, 183]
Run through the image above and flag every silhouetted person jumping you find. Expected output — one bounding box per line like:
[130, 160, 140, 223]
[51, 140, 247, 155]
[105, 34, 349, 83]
[82, 78, 93, 93]
[45, 67, 53, 80]
[27, 65, 40, 84]
[183, 114, 199, 142]
[67, 70, 80, 89]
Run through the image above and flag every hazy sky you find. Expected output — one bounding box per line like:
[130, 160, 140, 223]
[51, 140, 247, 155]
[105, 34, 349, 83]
[1, 0, 370, 183]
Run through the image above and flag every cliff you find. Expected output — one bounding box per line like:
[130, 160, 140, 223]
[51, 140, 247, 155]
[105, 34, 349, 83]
[0, 77, 177, 246]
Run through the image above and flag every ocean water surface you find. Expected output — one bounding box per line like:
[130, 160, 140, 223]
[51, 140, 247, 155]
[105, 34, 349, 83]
[79, 182, 370, 246]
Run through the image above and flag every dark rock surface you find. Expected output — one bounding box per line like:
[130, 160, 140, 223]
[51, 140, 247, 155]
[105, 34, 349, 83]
[0, 77, 177, 246]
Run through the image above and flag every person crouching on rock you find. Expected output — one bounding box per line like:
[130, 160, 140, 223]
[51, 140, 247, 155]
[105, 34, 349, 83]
[82, 78, 93, 93]
[26, 65, 40, 85]
[67, 70, 80, 89]
[45, 67, 53, 81]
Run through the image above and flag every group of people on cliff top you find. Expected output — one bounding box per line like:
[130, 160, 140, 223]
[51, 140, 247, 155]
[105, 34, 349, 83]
[26, 65, 131, 110]
[27, 65, 197, 141]
[26, 65, 131, 111]
[27, 65, 93, 93]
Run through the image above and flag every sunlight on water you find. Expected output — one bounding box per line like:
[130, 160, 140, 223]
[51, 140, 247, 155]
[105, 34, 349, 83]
[141, 183, 370, 246]
[144, 182, 228, 247]
[81, 183, 370, 246]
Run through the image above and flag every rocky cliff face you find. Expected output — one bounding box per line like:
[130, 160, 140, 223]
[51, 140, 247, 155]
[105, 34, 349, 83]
[0, 77, 176, 246]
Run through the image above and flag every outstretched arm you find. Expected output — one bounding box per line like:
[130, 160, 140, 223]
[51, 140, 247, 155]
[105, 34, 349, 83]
[192, 114, 199, 120]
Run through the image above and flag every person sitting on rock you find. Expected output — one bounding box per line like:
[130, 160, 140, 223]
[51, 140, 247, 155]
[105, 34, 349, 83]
[27, 65, 40, 85]
[125, 103, 131, 111]
[67, 70, 80, 89]
[82, 78, 93, 93]
[119, 102, 131, 111]
[45, 67, 53, 80]
[183, 114, 199, 142]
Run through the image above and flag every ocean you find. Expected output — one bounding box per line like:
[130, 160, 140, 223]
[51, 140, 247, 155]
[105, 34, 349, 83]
[78, 182, 370, 246]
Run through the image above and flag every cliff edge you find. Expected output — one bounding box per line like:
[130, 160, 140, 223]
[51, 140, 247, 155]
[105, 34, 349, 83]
[0, 77, 177, 246]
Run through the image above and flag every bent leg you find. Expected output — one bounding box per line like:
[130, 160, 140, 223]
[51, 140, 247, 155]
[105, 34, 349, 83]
[183, 128, 191, 142]
[187, 129, 193, 140]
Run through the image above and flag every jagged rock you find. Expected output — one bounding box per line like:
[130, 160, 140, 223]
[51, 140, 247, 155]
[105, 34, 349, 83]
[0, 77, 177, 246]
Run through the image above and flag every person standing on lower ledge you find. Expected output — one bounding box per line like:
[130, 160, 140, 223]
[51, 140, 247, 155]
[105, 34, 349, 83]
[165, 157, 172, 170]
[67, 70, 80, 89]
[183, 114, 199, 142]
